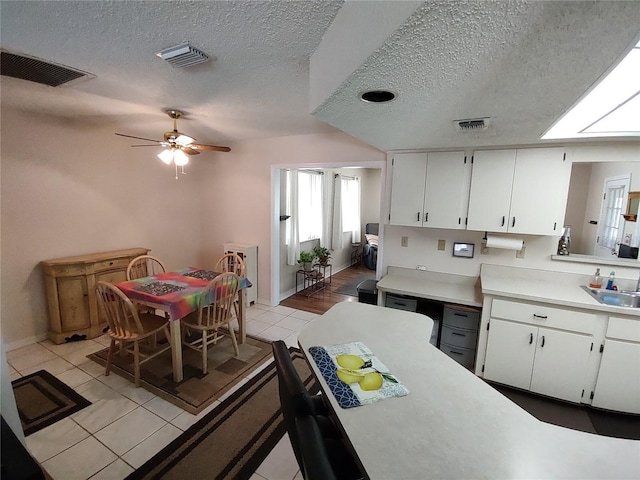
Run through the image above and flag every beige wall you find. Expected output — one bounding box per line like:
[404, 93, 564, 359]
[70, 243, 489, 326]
[1, 108, 384, 347]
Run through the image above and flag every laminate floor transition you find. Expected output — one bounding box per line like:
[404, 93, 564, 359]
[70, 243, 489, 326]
[279, 264, 373, 314]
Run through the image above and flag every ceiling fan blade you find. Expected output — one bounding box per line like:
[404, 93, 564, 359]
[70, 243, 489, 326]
[182, 147, 201, 155]
[130, 144, 162, 147]
[115, 132, 162, 143]
[191, 143, 231, 153]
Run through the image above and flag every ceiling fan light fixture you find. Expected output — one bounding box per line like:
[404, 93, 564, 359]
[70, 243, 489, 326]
[157, 149, 174, 165]
[173, 149, 189, 166]
[175, 134, 194, 146]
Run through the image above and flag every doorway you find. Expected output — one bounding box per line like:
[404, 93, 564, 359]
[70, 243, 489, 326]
[595, 174, 631, 257]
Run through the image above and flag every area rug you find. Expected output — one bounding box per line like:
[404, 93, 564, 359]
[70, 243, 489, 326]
[334, 273, 376, 297]
[11, 370, 91, 436]
[126, 348, 317, 480]
[87, 334, 273, 414]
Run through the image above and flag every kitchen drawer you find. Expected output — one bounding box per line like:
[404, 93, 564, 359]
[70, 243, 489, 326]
[491, 298, 597, 334]
[94, 257, 131, 271]
[385, 294, 417, 312]
[607, 316, 640, 342]
[440, 342, 475, 369]
[443, 305, 480, 331]
[440, 324, 478, 349]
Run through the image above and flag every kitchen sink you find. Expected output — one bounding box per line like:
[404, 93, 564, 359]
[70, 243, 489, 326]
[581, 286, 640, 307]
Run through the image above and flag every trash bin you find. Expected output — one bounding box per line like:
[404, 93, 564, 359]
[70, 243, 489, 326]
[357, 279, 378, 305]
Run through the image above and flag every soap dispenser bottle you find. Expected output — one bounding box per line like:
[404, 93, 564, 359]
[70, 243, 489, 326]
[606, 271, 616, 290]
[589, 268, 602, 289]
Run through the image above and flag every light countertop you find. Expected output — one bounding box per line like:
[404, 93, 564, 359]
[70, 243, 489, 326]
[480, 264, 640, 317]
[298, 303, 640, 480]
[376, 266, 483, 307]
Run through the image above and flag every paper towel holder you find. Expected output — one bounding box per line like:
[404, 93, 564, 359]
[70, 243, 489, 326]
[481, 232, 526, 257]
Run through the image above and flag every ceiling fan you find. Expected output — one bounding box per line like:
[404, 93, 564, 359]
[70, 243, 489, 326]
[115, 109, 230, 179]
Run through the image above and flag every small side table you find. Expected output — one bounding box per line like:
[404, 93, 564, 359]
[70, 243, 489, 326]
[314, 263, 332, 285]
[295, 268, 326, 297]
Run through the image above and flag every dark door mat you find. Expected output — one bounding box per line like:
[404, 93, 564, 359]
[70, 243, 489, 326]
[11, 370, 91, 436]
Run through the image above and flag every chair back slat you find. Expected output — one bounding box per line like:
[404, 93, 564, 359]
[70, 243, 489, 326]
[215, 253, 246, 277]
[126, 255, 166, 281]
[196, 272, 240, 329]
[96, 281, 145, 339]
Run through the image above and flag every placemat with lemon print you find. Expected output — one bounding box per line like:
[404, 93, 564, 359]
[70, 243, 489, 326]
[308, 341, 409, 408]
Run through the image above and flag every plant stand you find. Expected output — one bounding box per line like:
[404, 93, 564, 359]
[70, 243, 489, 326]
[295, 268, 326, 297]
[314, 263, 332, 286]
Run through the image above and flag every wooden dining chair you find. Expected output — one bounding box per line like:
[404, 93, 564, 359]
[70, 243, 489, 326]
[95, 281, 172, 387]
[215, 253, 246, 320]
[126, 255, 166, 281]
[181, 272, 240, 374]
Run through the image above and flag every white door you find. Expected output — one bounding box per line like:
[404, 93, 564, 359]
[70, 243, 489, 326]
[483, 319, 537, 390]
[423, 151, 469, 229]
[466, 150, 516, 232]
[595, 174, 631, 257]
[509, 148, 569, 235]
[592, 339, 640, 414]
[389, 153, 427, 227]
[529, 327, 593, 403]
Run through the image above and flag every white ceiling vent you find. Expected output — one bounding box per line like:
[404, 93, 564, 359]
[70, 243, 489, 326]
[155, 43, 209, 68]
[454, 117, 491, 132]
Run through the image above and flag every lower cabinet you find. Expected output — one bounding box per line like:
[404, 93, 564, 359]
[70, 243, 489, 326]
[483, 299, 597, 404]
[591, 316, 640, 414]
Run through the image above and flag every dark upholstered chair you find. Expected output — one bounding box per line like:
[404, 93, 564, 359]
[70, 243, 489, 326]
[272, 340, 363, 480]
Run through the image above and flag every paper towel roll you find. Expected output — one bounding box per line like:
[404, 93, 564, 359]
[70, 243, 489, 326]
[485, 235, 524, 251]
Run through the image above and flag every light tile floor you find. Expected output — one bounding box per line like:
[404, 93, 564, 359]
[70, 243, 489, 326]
[7, 303, 318, 480]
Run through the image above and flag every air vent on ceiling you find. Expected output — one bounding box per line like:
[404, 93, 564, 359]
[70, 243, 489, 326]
[155, 43, 209, 68]
[0, 51, 93, 87]
[454, 117, 491, 132]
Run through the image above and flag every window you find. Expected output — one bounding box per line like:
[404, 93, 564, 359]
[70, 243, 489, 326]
[341, 177, 360, 233]
[294, 171, 323, 242]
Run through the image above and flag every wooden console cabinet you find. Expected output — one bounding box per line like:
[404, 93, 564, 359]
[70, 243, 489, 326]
[41, 248, 150, 344]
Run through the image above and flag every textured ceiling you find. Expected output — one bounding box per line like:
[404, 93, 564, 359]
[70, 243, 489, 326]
[1, 1, 639, 152]
[312, 0, 640, 150]
[0, 0, 343, 147]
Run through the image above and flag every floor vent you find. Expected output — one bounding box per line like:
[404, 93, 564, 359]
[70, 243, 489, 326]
[1, 51, 93, 87]
[454, 117, 491, 132]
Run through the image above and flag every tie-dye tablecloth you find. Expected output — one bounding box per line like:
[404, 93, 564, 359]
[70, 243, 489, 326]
[115, 267, 251, 320]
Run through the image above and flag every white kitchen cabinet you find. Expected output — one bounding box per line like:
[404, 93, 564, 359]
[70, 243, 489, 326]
[467, 147, 570, 235]
[483, 299, 596, 403]
[389, 151, 469, 229]
[592, 316, 640, 414]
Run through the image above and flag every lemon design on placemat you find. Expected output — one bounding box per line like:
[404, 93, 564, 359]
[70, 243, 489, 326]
[335, 354, 388, 391]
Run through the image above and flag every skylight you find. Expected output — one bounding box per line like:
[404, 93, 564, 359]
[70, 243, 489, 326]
[542, 39, 640, 140]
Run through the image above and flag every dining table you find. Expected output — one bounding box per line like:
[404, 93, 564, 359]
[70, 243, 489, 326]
[115, 267, 252, 382]
[297, 302, 640, 480]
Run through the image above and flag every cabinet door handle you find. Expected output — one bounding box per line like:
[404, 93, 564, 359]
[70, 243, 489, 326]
[454, 313, 468, 317]
[529, 333, 533, 344]
[425, 212, 428, 222]
[417, 212, 420, 222]
[452, 332, 466, 337]
[501, 216, 505, 227]
[533, 314, 547, 320]
[541, 335, 546, 348]
[512, 217, 516, 227]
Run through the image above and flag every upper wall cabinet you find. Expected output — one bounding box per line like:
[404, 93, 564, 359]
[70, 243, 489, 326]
[389, 151, 470, 229]
[467, 147, 570, 235]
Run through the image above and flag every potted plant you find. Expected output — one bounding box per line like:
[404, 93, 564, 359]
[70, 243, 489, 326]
[313, 245, 331, 266]
[298, 251, 316, 271]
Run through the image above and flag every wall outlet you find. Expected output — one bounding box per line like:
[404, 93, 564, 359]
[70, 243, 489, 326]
[416, 265, 427, 271]
[438, 239, 446, 251]
[401, 236, 409, 247]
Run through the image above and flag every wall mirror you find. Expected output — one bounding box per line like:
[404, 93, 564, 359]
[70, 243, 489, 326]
[623, 191, 640, 222]
[564, 161, 640, 258]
